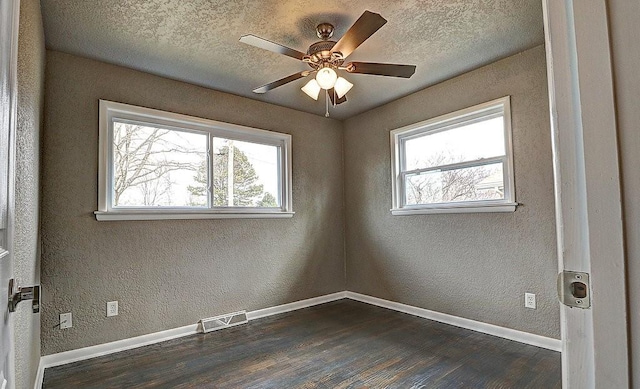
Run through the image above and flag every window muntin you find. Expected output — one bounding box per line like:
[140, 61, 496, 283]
[391, 97, 515, 214]
[97, 100, 292, 220]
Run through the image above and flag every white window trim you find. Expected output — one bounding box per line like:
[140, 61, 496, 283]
[390, 96, 517, 215]
[96, 100, 293, 221]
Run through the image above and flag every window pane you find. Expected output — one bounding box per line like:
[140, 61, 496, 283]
[404, 117, 505, 171]
[404, 162, 504, 205]
[212, 138, 280, 207]
[113, 122, 207, 207]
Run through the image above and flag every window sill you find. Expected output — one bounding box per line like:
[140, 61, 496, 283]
[391, 202, 518, 215]
[94, 210, 295, 221]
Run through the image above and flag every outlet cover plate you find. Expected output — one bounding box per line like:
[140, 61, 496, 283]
[525, 292, 536, 309]
[107, 301, 118, 317]
[60, 312, 72, 329]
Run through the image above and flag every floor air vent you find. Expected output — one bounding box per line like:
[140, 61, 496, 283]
[198, 310, 248, 333]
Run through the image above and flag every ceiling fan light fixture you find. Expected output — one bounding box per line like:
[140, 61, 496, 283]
[301, 79, 321, 100]
[315, 67, 338, 90]
[334, 77, 353, 98]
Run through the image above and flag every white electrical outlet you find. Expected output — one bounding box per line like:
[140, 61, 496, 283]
[60, 312, 72, 329]
[525, 293, 536, 309]
[107, 301, 118, 317]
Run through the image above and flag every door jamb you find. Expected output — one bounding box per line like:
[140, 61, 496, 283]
[542, 0, 629, 387]
[0, 0, 21, 388]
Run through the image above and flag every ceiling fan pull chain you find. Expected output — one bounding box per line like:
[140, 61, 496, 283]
[325, 90, 330, 117]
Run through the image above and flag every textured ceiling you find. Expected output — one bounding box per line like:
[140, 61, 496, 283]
[41, 0, 544, 120]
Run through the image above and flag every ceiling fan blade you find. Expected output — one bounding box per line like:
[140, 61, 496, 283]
[252, 71, 310, 94]
[240, 34, 306, 61]
[344, 62, 416, 78]
[331, 11, 387, 59]
[327, 89, 347, 105]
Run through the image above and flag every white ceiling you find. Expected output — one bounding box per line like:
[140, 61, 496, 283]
[40, 0, 544, 120]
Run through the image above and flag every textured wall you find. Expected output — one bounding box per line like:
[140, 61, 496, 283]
[609, 2, 640, 386]
[14, 0, 45, 387]
[41, 51, 345, 355]
[343, 45, 559, 338]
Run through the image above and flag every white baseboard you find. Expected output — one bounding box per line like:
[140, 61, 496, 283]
[35, 290, 560, 388]
[35, 323, 199, 389]
[35, 291, 346, 389]
[345, 292, 561, 352]
[246, 292, 346, 321]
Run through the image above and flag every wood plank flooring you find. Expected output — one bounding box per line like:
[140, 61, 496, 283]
[43, 299, 561, 388]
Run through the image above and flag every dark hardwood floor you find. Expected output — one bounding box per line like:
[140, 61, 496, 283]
[43, 299, 561, 388]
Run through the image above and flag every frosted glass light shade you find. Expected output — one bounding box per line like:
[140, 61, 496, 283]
[334, 77, 353, 98]
[316, 67, 338, 89]
[301, 79, 321, 100]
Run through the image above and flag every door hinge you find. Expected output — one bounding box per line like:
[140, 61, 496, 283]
[557, 271, 590, 309]
[8, 278, 40, 313]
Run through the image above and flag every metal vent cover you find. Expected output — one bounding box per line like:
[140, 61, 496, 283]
[198, 310, 248, 333]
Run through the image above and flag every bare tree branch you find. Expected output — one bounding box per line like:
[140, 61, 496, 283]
[406, 152, 500, 205]
[113, 123, 202, 205]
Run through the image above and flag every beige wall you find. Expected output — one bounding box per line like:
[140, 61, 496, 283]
[343, 45, 559, 338]
[608, 1, 640, 386]
[15, 0, 45, 387]
[41, 51, 345, 355]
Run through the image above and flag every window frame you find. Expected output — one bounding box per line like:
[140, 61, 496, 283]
[390, 96, 517, 215]
[96, 100, 293, 221]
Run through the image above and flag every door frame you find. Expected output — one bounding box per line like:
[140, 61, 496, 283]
[0, 0, 20, 388]
[542, 0, 629, 387]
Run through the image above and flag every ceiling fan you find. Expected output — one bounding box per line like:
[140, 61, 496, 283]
[239, 11, 416, 108]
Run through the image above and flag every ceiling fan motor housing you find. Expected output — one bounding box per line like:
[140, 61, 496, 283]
[303, 23, 344, 69]
[308, 40, 336, 54]
[305, 40, 337, 63]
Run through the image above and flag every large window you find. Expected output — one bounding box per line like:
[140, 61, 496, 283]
[390, 97, 516, 215]
[96, 101, 292, 220]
